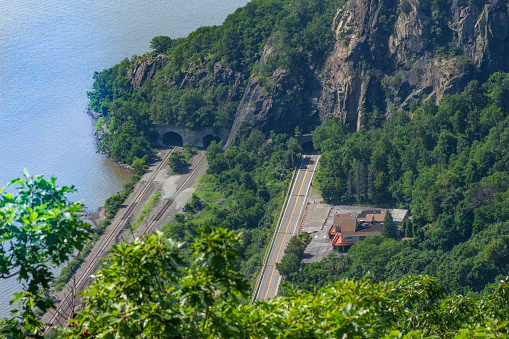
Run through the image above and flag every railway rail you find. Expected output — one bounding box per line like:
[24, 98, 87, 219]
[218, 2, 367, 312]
[133, 152, 207, 238]
[43, 147, 193, 329]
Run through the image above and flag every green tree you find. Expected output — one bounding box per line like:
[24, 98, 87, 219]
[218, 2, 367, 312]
[290, 253, 352, 290]
[381, 211, 397, 239]
[150, 36, 173, 53]
[185, 193, 203, 214]
[61, 226, 247, 338]
[168, 152, 188, 174]
[131, 155, 148, 174]
[276, 233, 310, 279]
[402, 219, 413, 238]
[0, 171, 91, 338]
[183, 142, 198, 160]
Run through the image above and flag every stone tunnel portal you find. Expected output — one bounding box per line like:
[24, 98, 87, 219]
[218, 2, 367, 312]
[203, 134, 222, 149]
[162, 131, 184, 147]
[301, 141, 314, 152]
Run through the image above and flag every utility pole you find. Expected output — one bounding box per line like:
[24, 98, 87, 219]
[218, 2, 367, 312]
[280, 157, 286, 181]
[289, 141, 294, 168]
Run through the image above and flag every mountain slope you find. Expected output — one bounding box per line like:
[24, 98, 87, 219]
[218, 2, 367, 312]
[232, 0, 509, 137]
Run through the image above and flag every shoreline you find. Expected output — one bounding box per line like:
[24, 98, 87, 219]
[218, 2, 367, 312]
[79, 207, 105, 228]
[48, 108, 141, 295]
[87, 107, 134, 172]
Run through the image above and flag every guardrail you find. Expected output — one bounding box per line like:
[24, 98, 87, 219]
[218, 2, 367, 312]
[250, 159, 301, 302]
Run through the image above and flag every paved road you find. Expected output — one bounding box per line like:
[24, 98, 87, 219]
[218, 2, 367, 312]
[256, 152, 320, 301]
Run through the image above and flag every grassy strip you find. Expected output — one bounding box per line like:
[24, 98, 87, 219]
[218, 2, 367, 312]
[54, 170, 142, 291]
[130, 189, 162, 231]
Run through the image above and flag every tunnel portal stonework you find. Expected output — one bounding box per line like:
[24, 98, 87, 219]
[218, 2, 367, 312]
[154, 124, 230, 148]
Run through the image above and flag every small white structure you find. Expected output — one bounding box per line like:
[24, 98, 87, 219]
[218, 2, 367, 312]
[390, 209, 409, 226]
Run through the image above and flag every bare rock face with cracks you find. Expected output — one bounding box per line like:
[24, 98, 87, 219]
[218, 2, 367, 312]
[229, 0, 509, 141]
[127, 54, 168, 90]
[126, 0, 509, 143]
[317, 0, 509, 131]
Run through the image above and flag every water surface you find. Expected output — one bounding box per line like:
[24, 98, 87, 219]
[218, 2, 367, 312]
[0, 0, 249, 318]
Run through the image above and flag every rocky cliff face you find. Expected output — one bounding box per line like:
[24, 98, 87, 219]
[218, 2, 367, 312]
[318, 0, 509, 131]
[229, 0, 509, 141]
[127, 54, 168, 90]
[124, 0, 509, 146]
[127, 55, 244, 100]
[226, 38, 321, 146]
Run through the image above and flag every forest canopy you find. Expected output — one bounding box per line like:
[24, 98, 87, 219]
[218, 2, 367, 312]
[301, 73, 509, 296]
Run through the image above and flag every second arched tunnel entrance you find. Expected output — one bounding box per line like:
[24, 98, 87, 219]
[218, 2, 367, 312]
[203, 134, 222, 149]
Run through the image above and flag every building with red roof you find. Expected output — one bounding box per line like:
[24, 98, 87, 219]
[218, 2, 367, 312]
[328, 210, 387, 249]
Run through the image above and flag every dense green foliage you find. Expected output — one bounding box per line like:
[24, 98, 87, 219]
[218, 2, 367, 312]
[55, 227, 509, 338]
[168, 151, 188, 174]
[1, 173, 505, 338]
[150, 36, 173, 53]
[162, 132, 301, 286]
[0, 172, 91, 338]
[87, 0, 343, 163]
[276, 232, 310, 279]
[306, 73, 509, 296]
[382, 211, 397, 238]
[60, 226, 248, 338]
[167, 143, 198, 174]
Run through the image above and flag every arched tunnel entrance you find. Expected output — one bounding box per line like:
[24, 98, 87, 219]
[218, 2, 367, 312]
[162, 132, 183, 147]
[301, 141, 314, 153]
[203, 134, 222, 149]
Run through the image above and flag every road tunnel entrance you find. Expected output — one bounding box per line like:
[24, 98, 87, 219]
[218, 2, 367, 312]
[162, 132, 183, 147]
[203, 134, 222, 149]
[301, 141, 314, 152]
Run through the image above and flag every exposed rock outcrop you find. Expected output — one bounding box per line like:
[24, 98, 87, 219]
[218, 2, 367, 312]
[121, 0, 509, 147]
[127, 54, 168, 90]
[128, 55, 244, 101]
[227, 37, 320, 146]
[319, 0, 509, 130]
[177, 61, 243, 98]
[229, 0, 509, 141]
[226, 68, 309, 147]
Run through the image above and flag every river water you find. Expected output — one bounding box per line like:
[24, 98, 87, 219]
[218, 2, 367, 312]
[0, 0, 249, 319]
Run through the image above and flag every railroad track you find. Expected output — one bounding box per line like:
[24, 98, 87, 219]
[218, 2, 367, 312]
[44, 148, 177, 328]
[44, 148, 208, 330]
[143, 152, 208, 236]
